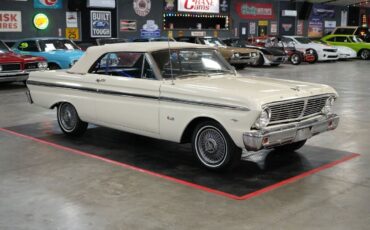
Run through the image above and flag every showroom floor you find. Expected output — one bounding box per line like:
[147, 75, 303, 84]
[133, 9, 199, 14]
[1, 60, 370, 230]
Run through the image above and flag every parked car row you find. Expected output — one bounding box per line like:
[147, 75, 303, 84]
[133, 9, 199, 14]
[2, 28, 370, 84]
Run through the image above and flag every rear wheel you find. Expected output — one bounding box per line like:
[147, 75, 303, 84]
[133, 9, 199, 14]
[49, 63, 61, 70]
[290, 53, 302, 65]
[57, 103, 88, 137]
[359, 49, 370, 60]
[192, 121, 241, 171]
[274, 140, 306, 152]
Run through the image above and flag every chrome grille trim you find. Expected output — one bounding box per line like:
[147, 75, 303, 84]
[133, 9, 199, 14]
[264, 94, 333, 125]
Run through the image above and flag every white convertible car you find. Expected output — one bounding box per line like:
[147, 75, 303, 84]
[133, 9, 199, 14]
[26, 42, 340, 170]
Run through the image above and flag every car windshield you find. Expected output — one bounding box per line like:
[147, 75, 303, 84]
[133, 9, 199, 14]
[38, 39, 80, 51]
[294, 37, 312, 44]
[0, 41, 10, 53]
[152, 48, 234, 79]
[199, 38, 227, 47]
[350, 36, 364, 43]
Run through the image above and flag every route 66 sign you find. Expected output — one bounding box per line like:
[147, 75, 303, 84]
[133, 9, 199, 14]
[133, 0, 151, 17]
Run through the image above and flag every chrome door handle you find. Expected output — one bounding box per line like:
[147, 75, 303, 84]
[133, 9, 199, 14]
[96, 78, 106, 83]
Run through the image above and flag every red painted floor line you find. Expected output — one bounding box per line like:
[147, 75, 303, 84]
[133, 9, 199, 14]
[0, 127, 360, 201]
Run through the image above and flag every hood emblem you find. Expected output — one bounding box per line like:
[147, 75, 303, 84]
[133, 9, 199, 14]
[291, 86, 301, 92]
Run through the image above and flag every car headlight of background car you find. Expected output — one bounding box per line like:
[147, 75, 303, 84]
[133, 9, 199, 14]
[322, 96, 336, 115]
[251, 52, 258, 57]
[232, 53, 240, 59]
[37, 62, 48, 69]
[254, 108, 271, 129]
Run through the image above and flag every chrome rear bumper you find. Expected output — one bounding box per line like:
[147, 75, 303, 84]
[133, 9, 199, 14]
[243, 114, 339, 151]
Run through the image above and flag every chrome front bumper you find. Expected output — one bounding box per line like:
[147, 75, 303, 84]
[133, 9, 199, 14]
[229, 56, 258, 64]
[243, 114, 339, 151]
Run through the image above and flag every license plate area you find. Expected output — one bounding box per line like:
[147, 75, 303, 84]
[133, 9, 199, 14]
[294, 127, 312, 142]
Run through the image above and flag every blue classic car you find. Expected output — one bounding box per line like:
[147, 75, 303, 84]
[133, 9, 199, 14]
[12, 38, 84, 69]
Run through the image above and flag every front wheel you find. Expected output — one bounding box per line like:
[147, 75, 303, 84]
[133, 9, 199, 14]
[359, 49, 370, 60]
[274, 140, 306, 153]
[192, 121, 242, 171]
[57, 102, 88, 137]
[290, 53, 302, 65]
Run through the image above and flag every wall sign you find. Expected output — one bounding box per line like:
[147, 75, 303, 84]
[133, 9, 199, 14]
[134, 0, 151, 17]
[311, 4, 335, 19]
[282, 23, 292, 32]
[34, 0, 63, 9]
[191, 31, 206, 37]
[120, 20, 137, 32]
[297, 20, 304, 35]
[0, 11, 22, 32]
[140, 20, 160, 38]
[282, 10, 297, 17]
[90, 11, 111, 38]
[87, 0, 116, 9]
[178, 0, 220, 14]
[220, 0, 228, 13]
[66, 12, 78, 28]
[66, 28, 79, 40]
[236, 2, 274, 20]
[33, 13, 49, 30]
[270, 21, 277, 35]
[164, 0, 175, 11]
[249, 22, 256, 35]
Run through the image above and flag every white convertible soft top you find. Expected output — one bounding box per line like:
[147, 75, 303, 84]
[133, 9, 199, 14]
[69, 42, 209, 74]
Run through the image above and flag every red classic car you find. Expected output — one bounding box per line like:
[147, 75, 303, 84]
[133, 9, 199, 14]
[0, 40, 47, 83]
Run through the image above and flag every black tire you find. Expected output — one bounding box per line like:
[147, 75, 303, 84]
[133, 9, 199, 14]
[49, 63, 61, 70]
[251, 55, 264, 67]
[359, 49, 370, 60]
[274, 140, 307, 153]
[57, 102, 88, 137]
[290, 53, 302, 65]
[192, 121, 242, 171]
[233, 64, 247, 70]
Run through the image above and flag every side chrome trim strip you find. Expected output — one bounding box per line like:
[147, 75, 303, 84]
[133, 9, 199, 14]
[27, 80, 249, 112]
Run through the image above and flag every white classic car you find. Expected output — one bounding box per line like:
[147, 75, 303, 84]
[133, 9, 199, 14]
[282, 36, 340, 61]
[26, 42, 340, 170]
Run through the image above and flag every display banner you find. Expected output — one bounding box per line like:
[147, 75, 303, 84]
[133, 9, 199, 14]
[297, 20, 304, 35]
[90, 11, 111, 38]
[236, 2, 274, 20]
[178, 0, 220, 13]
[0, 11, 22, 32]
[308, 18, 323, 38]
[34, 0, 63, 9]
[311, 4, 335, 19]
[270, 21, 277, 35]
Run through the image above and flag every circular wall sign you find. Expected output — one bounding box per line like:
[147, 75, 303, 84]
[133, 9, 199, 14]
[133, 0, 151, 17]
[33, 13, 49, 30]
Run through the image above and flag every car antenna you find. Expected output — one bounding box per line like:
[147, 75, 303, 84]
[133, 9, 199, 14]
[167, 36, 175, 85]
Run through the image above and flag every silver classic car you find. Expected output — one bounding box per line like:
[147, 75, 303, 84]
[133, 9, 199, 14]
[26, 42, 339, 170]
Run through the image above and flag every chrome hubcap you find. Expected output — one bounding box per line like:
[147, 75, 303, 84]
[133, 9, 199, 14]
[292, 55, 299, 63]
[60, 104, 77, 131]
[362, 50, 369, 59]
[196, 127, 227, 166]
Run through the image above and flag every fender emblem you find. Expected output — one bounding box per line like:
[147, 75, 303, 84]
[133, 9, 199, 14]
[291, 86, 301, 92]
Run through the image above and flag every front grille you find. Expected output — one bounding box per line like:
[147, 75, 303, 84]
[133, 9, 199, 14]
[269, 101, 305, 122]
[267, 95, 330, 124]
[25, 62, 39, 70]
[2, 63, 21, 71]
[239, 53, 251, 59]
[323, 49, 337, 53]
[328, 55, 338, 58]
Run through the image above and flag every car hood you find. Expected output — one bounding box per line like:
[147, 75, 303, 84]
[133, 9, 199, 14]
[219, 46, 258, 53]
[0, 51, 45, 63]
[42, 50, 84, 60]
[161, 75, 337, 111]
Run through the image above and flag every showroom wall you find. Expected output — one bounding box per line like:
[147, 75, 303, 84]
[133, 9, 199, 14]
[0, 0, 68, 41]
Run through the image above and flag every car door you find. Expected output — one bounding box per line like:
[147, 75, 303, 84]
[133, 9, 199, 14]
[89, 51, 160, 136]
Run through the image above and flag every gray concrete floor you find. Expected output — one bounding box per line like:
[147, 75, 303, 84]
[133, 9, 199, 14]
[1, 60, 370, 230]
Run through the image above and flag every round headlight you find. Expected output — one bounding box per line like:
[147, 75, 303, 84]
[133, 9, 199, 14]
[322, 97, 335, 115]
[233, 53, 240, 58]
[254, 108, 271, 129]
[38, 62, 47, 69]
[252, 52, 258, 57]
